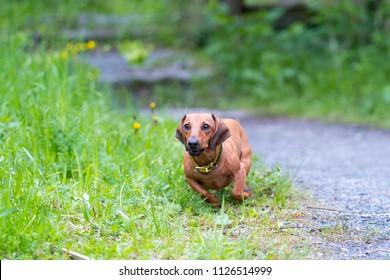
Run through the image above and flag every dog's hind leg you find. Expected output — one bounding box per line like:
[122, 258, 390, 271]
[232, 163, 251, 201]
[240, 138, 252, 175]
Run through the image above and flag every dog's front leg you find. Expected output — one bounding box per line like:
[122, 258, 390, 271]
[185, 177, 220, 206]
[232, 163, 251, 201]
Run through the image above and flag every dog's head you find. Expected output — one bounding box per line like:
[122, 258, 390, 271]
[176, 113, 231, 157]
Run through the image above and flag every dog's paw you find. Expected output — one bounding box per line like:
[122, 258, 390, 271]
[232, 188, 252, 201]
[205, 194, 221, 207]
[244, 188, 252, 195]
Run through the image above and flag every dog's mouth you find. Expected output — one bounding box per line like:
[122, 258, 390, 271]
[189, 150, 203, 157]
[187, 148, 204, 157]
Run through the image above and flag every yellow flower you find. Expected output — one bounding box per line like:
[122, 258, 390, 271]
[60, 50, 68, 59]
[76, 43, 86, 52]
[152, 116, 158, 124]
[149, 102, 157, 110]
[133, 122, 141, 130]
[86, 40, 96, 50]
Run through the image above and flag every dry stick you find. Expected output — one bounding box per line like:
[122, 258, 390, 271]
[307, 206, 390, 217]
[61, 248, 90, 260]
[306, 206, 341, 214]
[48, 243, 89, 260]
[116, 209, 130, 221]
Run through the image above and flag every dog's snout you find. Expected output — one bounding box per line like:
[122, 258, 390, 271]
[188, 137, 199, 149]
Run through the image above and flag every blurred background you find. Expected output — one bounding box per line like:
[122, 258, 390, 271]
[2, 0, 390, 127]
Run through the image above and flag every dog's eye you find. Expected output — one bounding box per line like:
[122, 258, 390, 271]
[202, 124, 211, 130]
[183, 124, 190, 130]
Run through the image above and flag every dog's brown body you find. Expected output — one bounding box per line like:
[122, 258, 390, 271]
[176, 113, 252, 206]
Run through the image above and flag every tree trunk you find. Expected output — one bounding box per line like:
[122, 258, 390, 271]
[220, 0, 244, 16]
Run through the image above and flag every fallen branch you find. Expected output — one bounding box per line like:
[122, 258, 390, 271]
[48, 243, 89, 260]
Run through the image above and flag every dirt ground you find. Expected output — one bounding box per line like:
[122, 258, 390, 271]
[164, 108, 390, 260]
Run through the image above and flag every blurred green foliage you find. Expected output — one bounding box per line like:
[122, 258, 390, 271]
[2, 0, 390, 126]
[202, 0, 390, 125]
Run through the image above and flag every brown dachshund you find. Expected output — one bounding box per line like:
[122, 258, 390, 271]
[176, 113, 252, 206]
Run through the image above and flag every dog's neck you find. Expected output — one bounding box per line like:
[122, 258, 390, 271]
[191, 148, 217, 166]
[189, 144, 223, 174]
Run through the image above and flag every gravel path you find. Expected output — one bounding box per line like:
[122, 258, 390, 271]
[163, 108, 390, 259]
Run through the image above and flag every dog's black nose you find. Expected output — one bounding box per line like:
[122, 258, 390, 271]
[188, 137, 199, 149]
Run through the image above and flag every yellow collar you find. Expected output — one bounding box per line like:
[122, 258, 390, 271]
[190, 144, 222, 174]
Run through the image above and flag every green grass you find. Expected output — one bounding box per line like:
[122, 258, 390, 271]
[0, 33, 309, 260]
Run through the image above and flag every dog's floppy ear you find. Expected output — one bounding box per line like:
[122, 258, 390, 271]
[175, 115, 187, 145]
[210, 114, 231, 150]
